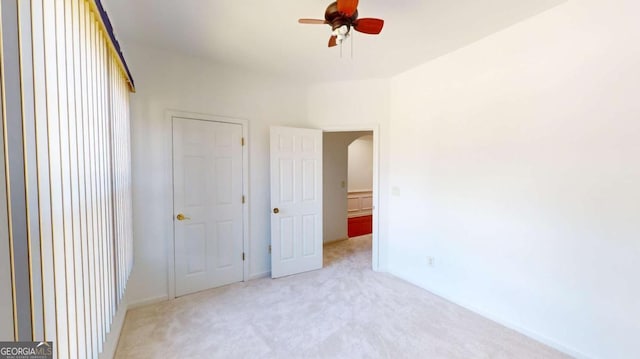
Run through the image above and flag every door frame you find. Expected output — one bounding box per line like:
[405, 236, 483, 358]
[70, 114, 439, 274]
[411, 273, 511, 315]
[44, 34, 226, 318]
[166, 110, 249, 300]
[322, 123, 381, 271]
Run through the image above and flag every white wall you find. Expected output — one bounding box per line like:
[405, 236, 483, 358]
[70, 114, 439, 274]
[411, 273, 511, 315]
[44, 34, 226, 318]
[388, 1, 640, 358]
[323, 132, 370, 243]
[124, 42, 391, 303]
[348, 135, 373, 192]
[123, 2, 640, 355]
[124, 43, 308, 304]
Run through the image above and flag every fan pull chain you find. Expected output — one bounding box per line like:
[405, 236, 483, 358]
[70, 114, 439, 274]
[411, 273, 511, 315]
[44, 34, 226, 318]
[351, 32, 354, 59]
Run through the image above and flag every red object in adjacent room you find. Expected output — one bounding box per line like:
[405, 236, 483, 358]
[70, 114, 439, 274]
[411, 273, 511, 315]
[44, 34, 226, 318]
[348, 215, 372, 237]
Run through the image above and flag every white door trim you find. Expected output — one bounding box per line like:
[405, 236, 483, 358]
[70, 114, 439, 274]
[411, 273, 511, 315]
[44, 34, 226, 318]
[166, 110, 249, 300]
[321, 123, 381, 271]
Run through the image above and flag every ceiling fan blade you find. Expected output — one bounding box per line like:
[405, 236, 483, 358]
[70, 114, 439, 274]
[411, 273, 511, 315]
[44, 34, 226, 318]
[353, 18, 384, 34]
[298, 18, 328, 25]
[337, 0, 359, 17]
[328, 35, 338, 47]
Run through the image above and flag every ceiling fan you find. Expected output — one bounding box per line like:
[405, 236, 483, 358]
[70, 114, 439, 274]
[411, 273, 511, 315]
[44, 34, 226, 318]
[298, 0, 384, 48]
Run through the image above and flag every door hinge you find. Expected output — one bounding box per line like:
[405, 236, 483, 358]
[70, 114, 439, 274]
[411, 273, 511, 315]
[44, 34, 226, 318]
[242, 195, 245, 204]
[268, 245, 272, 254]
[242, 252, 246, 261]
[241, 137, 245, 146]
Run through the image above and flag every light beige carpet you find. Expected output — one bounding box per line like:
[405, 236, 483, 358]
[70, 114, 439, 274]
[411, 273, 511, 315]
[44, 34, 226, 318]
[115, 235, 569, 358]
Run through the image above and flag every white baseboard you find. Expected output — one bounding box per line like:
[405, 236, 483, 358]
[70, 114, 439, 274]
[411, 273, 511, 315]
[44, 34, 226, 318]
[248, 272, 270, 280]
[98, 295, 130, 359]
[97, 294, 170, 359]
[323, 237, 348, 245]
[128, 295, 169, 310]
[386, 269, 591, 359]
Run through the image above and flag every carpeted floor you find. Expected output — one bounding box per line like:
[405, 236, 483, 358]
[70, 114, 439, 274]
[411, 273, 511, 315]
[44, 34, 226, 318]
[115, 235, 569, 358]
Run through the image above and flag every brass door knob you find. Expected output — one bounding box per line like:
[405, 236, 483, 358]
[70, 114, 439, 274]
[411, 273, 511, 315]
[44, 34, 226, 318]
[273, 208, 279, 214]
[176, 213, 191, 221]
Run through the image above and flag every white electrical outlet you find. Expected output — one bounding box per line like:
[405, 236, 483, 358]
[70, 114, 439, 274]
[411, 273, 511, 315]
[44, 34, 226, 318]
[426, 256, 435, 267]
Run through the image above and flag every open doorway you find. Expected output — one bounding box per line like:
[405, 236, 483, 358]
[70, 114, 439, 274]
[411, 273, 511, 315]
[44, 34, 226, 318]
[347, 134, 374, 238]
[322, 130, 375, 268]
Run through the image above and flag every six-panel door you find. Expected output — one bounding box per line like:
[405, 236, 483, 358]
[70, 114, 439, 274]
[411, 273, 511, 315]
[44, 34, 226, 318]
[270, 126, 323, 278]
[173, 118, 244, 296]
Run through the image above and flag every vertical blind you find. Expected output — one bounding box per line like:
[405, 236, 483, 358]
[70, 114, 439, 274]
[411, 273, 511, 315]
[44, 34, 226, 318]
[0, 0, 134, 358]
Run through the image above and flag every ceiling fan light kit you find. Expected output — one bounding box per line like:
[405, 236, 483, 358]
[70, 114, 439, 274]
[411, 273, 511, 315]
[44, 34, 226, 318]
[298, 0, 384, 48]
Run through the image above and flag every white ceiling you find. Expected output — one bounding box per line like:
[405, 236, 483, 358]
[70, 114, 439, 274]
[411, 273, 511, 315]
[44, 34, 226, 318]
[103, 0, 565, 83]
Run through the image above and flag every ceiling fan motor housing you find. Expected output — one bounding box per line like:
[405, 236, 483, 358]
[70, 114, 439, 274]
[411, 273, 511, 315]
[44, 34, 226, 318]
[325, 2, 358, 31]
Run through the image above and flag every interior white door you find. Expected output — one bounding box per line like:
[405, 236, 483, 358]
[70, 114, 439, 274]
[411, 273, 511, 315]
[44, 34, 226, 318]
[173, 117, 244, 296]
[270, 126, 323, 278]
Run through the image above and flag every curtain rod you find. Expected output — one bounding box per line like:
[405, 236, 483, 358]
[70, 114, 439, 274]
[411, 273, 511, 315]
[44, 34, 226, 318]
[89, 0, 136, 92]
